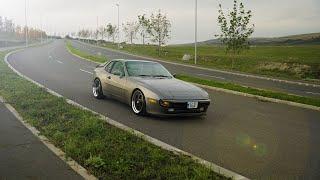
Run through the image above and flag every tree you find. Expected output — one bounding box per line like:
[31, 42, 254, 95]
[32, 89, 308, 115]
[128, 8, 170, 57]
[216, 0, 254, 68]
[15, 25, 22, 39]
[148, 10, 171, 56]
[0, 16, 3, 32]
[93, 29, 99, 42]
[123, 21, 139, 45]
[3, 18, 15, 34]
[78, 29, 91, 42]
[137, 14, 150, 45]
[98, 26, 107, 41]
[23, 26, 28, 40]
[106, 23, 117, 43]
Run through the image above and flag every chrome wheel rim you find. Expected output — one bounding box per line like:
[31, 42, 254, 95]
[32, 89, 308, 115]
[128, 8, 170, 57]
[132, 91, 144, 114]
[92, 80, 100, 97]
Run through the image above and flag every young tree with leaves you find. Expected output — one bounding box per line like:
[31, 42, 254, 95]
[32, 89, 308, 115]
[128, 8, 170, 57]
[137, 14, 150, 45]
[93, 29, 99, 43]
[148, 10, 171, 56]
[216, 0, 254, 68]
[123, 21, 139, 45]
[98, 26, 107, 41]
[106, 23, 117, 43]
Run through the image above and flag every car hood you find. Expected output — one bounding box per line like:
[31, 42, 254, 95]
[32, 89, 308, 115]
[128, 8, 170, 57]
[131, 77, 209, 100]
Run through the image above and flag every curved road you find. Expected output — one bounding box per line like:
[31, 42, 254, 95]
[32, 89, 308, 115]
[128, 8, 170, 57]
[7, 40, 320, 179]
[70, 40, 320, 98]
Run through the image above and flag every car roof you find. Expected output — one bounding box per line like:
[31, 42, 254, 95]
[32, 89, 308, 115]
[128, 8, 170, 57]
[112, 59, 159, 64]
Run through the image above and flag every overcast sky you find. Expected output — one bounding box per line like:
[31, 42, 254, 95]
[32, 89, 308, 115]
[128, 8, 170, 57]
[1, 0, 319, 44]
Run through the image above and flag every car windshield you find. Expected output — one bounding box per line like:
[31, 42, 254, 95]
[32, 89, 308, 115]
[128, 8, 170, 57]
[125, 61, 172, 78]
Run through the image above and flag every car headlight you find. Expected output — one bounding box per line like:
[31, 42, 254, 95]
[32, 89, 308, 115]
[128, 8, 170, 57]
[147, 98, 158, 104]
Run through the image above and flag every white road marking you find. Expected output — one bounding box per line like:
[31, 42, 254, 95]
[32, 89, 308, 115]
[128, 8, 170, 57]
[197, 73, 226, 80]
[306, 91, 320, 95]
[80, 69, 93, 75]
[56, 60, 63, 64]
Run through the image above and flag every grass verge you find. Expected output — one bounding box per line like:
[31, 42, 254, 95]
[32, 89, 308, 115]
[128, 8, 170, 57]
[0, 50, 228, 179]
[66, 41, 107, 63]
[66, 42, 320, 108]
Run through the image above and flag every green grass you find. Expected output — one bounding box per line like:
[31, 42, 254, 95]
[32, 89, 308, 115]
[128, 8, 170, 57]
[176, 74, 320, 107]
[67, 41, 107, 63]
[67, 42, 320, 108]
[0, 51, 228, 179]
[98, 42, 320, 81]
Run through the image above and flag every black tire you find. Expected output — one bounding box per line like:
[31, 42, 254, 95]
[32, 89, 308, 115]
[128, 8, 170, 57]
[92, 79, 104, 99]
[131, 90, 146, 116]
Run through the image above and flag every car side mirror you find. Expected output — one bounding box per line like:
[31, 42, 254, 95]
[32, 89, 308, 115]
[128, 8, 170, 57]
[172, 73, 177, 78]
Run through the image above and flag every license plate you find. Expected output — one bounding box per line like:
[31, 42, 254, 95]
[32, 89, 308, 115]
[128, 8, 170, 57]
[187, 101, 198, 109]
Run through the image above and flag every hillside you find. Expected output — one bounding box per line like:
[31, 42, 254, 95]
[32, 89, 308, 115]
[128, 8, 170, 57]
[196, 32, 320, 46]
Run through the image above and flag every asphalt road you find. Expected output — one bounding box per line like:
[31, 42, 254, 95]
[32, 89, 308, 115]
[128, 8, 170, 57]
[7, 40, 320, 179]
[70, 40, 320, 98]
[0, 101, 82, 179]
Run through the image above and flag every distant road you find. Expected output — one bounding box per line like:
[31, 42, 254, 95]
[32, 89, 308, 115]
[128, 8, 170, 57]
[0, 40, 25, 50]
[6, 40, 320, 179]
[0, 45, 25, 52]
[70, 40, 320, 98]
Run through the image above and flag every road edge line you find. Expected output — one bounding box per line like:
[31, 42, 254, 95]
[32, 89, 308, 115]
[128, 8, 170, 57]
[75, 40, 320, 88]
[66, 44, 320, 112]
[6, 44, 248, 180]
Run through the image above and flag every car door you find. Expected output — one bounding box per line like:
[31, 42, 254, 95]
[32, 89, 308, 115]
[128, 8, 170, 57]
[101, 61, 114, 95]
[108, 61, 127, 101]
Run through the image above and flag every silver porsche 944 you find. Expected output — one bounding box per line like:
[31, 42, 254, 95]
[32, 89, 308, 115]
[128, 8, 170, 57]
[92, 59, 211, 116]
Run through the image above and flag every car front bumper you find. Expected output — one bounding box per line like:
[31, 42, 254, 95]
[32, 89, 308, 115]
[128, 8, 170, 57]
[146, 99, 211, 116]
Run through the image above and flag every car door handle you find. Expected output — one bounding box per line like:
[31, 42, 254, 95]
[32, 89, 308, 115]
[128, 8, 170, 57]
[107, 76, 111, 79]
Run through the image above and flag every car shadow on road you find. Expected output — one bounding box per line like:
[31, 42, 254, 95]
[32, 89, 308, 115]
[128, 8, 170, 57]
[145, 113, 207, 122]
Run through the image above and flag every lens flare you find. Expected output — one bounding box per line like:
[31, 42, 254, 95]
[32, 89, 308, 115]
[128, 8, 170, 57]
[236, 133, 267, 157]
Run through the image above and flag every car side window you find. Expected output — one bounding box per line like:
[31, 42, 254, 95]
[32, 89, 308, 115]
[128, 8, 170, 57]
[105, 61, 114, 73]
[110, 62, 125, 76]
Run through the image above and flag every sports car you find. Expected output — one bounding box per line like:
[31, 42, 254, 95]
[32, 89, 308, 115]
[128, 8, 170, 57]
[92, 59, 211, 116]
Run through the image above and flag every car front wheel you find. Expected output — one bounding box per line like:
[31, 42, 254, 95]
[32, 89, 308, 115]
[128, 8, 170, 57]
[131, 90, 146, 116]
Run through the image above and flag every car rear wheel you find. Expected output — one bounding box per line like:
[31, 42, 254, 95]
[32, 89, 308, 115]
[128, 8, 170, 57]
[92, 79, 104, 99]
[131, 90, 146, 115]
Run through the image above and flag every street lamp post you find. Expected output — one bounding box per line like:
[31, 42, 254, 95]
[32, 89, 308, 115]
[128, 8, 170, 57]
[96, 16, 99, 45]
[194, 0, 198, 65]
[25, 0, 28, 47]
[40, 16, 43, 44]
[116, 3, 120, 49]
